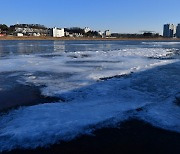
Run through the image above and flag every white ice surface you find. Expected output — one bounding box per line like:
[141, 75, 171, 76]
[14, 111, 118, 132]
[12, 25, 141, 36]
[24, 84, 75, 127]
[142, 41, 180, 45]
[0, 45, 180, 151]
[0, 47, 175, 95]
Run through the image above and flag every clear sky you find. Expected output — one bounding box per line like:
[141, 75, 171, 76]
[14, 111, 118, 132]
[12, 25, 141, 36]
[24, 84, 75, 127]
[0, 0, 180, 34]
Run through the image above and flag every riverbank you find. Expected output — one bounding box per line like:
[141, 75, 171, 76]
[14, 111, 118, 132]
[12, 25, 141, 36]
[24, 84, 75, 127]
[0, 36, 180, 41]
[5, 119, 180, 154]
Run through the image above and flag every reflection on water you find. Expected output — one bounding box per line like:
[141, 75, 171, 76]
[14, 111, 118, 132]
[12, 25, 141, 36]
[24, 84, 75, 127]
[0, 41, 65, 57]
[1, 40, 180, 58]
[53, 41, 65, 51]
[0, 40, 142, 57]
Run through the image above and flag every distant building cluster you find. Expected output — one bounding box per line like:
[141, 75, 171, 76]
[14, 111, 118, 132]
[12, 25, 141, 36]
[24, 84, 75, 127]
[10, 24, 48, 37]
[0, 23, 112, 38]
[163, 23, 180, 38]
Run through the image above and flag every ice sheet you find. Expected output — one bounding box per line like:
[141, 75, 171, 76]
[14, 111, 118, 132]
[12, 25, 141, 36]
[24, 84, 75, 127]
[0, 41, 180, 151]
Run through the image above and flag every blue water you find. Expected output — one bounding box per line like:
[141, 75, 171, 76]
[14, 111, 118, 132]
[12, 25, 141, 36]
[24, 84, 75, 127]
[1, 40, 180, 57]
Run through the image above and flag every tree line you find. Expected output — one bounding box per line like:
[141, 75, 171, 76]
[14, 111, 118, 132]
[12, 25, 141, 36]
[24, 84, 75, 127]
[65, 27, 101, 37]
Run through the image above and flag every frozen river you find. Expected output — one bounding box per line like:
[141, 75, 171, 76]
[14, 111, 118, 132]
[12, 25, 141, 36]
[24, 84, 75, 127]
[0, 40, 180, 151]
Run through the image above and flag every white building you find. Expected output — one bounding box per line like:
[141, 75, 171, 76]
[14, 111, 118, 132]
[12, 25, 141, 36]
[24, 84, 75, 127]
[84, 27, 91, 33]
[16, 33, 24, 37]
[176, 24, 180, 38]
[98, 31, 103, 36]
[33, 33, 41, 36]
[104, 30, 111, 36]
[163, 24, 176, 38]
[51, 27, 64, 37]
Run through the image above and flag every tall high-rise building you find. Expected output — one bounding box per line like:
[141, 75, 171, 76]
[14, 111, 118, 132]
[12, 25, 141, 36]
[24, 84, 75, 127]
[176, 24, 180, 38]
[163, 24, 176, 38]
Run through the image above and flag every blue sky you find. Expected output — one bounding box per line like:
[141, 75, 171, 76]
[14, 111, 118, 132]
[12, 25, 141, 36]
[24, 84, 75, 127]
[0, 0, 180, 34]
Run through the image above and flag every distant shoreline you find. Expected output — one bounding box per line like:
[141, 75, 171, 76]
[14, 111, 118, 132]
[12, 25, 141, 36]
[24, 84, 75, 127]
[0, 36, 180, 41]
